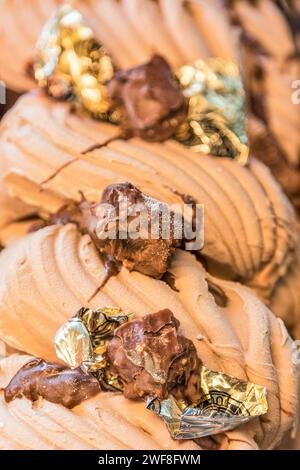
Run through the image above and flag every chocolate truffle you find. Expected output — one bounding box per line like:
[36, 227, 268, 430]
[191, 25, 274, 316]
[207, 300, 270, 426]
[79, 182, 183, 279]
[107, 309, 201, 401]
[107, 55, 188, 141]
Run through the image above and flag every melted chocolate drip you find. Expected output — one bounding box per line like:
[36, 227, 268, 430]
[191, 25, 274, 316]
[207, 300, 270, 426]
[25, 61, 35, 80]
[162, 271, 180, 292]
[88, 255, 122, 302]
[40, 159, 78, 186]
[206, 279, 229, 308]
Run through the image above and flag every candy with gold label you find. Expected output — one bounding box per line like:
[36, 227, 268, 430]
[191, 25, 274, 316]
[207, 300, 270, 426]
[147, 366, 267, 439]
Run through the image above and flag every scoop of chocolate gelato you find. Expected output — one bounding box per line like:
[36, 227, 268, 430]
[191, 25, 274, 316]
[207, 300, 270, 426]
[107, 309, 201, 401]
[79, 182, 182, 279]
[107, 55, 188, 141]
[4, 358, 100, 409]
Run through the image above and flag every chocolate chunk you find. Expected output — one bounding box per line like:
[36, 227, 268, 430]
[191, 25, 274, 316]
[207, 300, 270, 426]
[107, 55, 188, 142]
[107, 309, 201, 401]
[4, 358, 100, 409]
[27, 183, 182, 282]
[79, 183, 182, 279]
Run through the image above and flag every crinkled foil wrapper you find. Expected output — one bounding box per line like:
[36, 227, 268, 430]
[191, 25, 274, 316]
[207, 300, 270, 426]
[175, 58, 249, 164]
[147, 366, 267, 439]
[55, 306, 133, 390]
[34, 4, 120, 121]
[35, 8, 248, 164]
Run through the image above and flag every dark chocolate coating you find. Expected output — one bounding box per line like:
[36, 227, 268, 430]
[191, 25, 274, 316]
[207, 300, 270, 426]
[5, 358, 100, 409]
[107, 55, 188, 141]
[79, 182, 182, 279]
[107, 309, 200, 401]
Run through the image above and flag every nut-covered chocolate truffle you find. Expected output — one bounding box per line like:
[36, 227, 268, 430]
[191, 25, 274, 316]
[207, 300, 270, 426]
[107, 55, 188, 141]
[79, 182, 182, 279]
[107, 309, 201, 401]
[29, 183, 183, 282]
[4, 358, 100, 409]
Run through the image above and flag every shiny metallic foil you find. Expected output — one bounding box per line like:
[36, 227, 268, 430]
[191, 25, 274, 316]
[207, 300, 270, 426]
[55, 306, 133, 390]
[35, 7, 248, 163]
[175, 59, 249, 164]
[147, 366, 267, 439]
[34, 5, 116, 119]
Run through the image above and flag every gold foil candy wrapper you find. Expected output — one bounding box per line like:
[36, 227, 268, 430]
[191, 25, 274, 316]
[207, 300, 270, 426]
[175, 58, 249, 164]
[77, 306, 132, 347]
[35, 7, 248, 162]
[147, 366, 267, 439]
[55, 317, 94, 369]
[34, 4, 116, 119]
[55, 306, 133, 389]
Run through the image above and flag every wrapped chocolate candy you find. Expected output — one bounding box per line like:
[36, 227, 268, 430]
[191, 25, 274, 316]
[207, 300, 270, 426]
[55, 307, 267, 440]
[175, 58, 249, 164]
[147, 366, 267, 439]
[106, 55, 188, 142]
[55, 306, 133, 391]
[34, 4, 117, 120]
[79, 182, 183, 279]
[34, 8, 248, 163]
[106, 309, 201, 402]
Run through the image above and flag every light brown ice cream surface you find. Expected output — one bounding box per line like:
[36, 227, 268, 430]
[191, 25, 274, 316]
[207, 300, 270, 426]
[0, 224, 298, 449]
[1, 92, 300, 335]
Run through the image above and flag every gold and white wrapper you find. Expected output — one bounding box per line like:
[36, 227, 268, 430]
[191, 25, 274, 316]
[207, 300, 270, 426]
[34, 6, 249, 163]
[55, 306, 267, 440]
[34, 4, 116, 119]
[55, 306, 133, 390]
[147, 366, 267, 439]
[175, 58, 249, 164]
